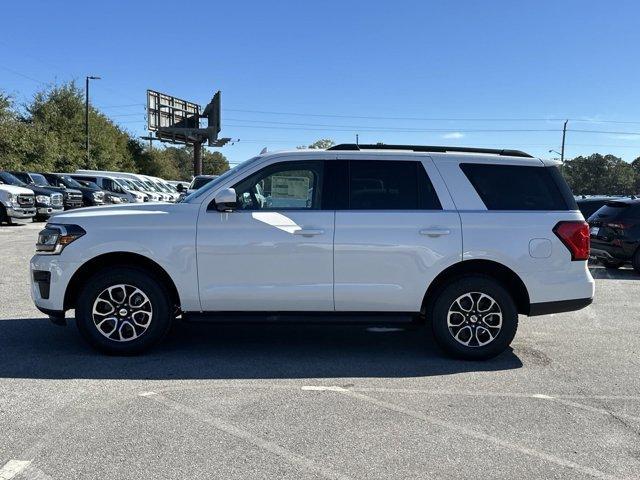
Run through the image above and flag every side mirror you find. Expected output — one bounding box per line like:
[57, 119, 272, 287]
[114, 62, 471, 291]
[213, 188, 237, 211]
[176, 184, 184, 193]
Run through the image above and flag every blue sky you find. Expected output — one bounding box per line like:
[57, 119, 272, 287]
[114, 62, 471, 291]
[1, 0, 639, 165]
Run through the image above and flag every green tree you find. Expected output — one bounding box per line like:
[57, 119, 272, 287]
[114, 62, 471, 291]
[27, 82, 136, 172]
[563, 154, 636, 195]
[632, 157, 640, 193]
[202, 150, 229, 176]
[297, 138, 335, 149]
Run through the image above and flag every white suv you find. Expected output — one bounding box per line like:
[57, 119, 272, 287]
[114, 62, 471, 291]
[30, 144, 594, 359]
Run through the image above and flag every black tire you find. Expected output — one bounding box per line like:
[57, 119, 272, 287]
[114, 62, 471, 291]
[430, 275, 518, 360]
[0, 205, 8, 225]
[75, 266, 174, 355]
[601, 259, 623, 270]
[632, 249, 640, 274]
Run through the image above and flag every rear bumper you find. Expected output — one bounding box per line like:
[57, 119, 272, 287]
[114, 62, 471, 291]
[528, 297, 593, 316]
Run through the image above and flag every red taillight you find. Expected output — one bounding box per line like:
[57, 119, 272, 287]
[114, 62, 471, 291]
[553, 221, 590, 261]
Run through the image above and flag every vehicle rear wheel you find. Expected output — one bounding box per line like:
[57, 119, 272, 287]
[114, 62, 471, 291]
[601, 259, 623, 269]
[75, 267, 173, 354]
[632, 249, 640, 274]
[430, 275, 518, 360]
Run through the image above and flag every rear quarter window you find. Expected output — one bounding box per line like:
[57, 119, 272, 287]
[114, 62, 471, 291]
[460, 163, 576, 211]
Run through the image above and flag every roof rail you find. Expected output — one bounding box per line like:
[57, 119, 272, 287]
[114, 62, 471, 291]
[326, 143, 533, 158]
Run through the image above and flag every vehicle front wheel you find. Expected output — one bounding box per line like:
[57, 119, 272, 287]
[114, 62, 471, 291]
[0, 205, 7, 225]
[75, 267, 173, 354]
[430, 276, 518, 360]
[632, 249, 640, 274]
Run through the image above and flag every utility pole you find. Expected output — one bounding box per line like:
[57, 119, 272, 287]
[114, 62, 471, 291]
[560, 119, 568, 164]
[194, 141, 203, 176]
[85, 75, 101, 167]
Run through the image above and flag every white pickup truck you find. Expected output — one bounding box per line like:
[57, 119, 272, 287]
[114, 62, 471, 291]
[0, 180, 36, 224]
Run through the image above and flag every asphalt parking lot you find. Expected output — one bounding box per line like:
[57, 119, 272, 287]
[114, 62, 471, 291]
[0, 221, 639, 480]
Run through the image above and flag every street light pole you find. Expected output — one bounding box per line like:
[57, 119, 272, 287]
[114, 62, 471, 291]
[560, 119, 568, 164]
[85, 75, 101, 167]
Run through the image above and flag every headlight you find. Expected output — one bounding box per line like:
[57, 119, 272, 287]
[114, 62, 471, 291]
[6, 193, 16, 205]
[36, 224, 85, 255]
[111, 196, 122, 203]
[92, 192, 101, 200]
[36, 195, 51, 205]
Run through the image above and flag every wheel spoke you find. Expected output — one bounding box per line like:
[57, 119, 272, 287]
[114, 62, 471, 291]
[96, 317, 117, 337]
[107, 285, 127, 304]
[131, 310, 151, 327]
[447, 311, 466, 327]
[454, 293, 474, 313]
[454, 326, 473, 345]
[476, 294, 496, 313]
[92, 298, 115, 316]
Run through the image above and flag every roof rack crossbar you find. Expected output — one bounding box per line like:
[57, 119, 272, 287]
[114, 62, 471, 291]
[327, 143, 533, 158]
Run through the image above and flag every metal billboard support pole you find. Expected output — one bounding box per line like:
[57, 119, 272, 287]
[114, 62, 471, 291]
[194, 141, 203, 176]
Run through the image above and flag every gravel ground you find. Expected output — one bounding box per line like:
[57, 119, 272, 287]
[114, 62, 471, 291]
[0, 221, 639, 479]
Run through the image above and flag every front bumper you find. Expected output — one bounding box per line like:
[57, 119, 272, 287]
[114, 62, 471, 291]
[37, 206, 64, 216]
[7, 206, 36, 219]
[30, 255, 80, 312]
[64, 201, 84, 210]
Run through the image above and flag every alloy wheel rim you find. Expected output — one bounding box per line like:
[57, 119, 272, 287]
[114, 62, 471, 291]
[447, 292, 502, 347]
[92, 284, 153, 342]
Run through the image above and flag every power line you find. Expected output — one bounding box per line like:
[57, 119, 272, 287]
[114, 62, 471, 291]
[224, 123, 562, 133]
[97, 103, 145, 109]
[0, 65, 48, 85]
[226, 108, 640, 125]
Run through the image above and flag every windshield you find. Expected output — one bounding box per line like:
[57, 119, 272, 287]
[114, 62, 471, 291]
[80, 180, 101, 189]
[0, 171, 26, 187]
[183, 156, 262, 202]
[30, 173, 51, 187]
[144, 180, 161, 192]
[59, 175, 83, 188]
[120, 179, 139, 191]
[133, 180, 149, 191]
[190, 176, 215, 190]
[154, 181, 171, 193]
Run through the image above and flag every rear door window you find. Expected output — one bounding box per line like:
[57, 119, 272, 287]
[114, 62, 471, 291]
[348, 160, 441, 210]
[460, 164, 574, 211]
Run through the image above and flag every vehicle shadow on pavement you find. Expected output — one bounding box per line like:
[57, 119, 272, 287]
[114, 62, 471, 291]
[0, 318, 522, 380]
[589, 266, 639, 280]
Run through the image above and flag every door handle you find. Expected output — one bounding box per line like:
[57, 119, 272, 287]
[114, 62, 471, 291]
[419, 228, 451, 237]
[294, 228, 325, 237]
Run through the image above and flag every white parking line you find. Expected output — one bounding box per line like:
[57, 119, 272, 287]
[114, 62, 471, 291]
[0, 460, 31, 480]
[535, 395, 640, 424]
[302, 386, 621, 480]
[139, 392, 353, 480]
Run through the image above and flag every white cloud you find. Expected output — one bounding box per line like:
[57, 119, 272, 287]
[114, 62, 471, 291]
[442, 132, 465, 139]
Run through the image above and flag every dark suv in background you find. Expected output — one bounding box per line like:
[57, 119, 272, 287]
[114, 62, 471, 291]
[40, 173, 106, 207]
[11, 172, 84, 210]
[588, 198, 640, 272]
